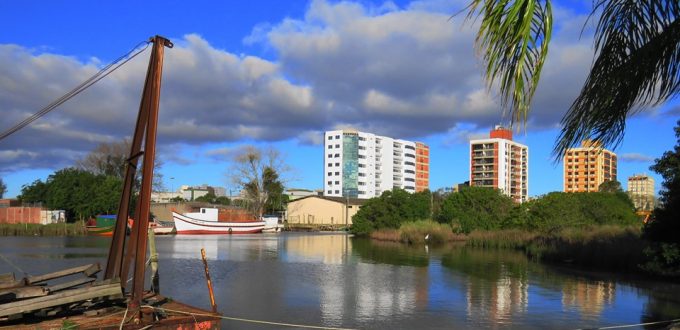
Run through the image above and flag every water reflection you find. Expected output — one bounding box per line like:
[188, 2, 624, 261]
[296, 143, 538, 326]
[1, 234, 680, 329]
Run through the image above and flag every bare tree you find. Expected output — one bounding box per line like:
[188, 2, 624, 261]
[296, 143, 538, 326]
[229, 146, 288, 217]
[76, 138, 165, 192]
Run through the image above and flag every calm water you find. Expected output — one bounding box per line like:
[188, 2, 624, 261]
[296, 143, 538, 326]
[1, 233, 679, 329]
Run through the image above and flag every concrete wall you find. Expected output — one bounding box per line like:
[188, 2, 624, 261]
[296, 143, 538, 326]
[286, 197, 360, 226]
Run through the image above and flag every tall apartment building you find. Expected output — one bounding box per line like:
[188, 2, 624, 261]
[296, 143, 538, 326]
[563, 140, 617, 192]
[324, 130, 428, 199]
[469, 126, 529, 203]
[628, 174, 655, 211]
[415, 142, 430, 192]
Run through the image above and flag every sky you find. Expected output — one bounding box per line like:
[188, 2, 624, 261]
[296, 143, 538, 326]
[0, 0, 677, 198]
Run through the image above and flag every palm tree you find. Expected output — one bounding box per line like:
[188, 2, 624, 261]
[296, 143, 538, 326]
[462, 0, 680, 157]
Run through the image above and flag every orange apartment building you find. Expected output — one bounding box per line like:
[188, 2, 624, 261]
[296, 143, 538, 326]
[563, 140, 617, 192]
[415, 142, 430, 192]
[470, 126, 529, 203]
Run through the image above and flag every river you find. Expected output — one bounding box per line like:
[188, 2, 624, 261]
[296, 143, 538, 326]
[1, 233, 679, 329]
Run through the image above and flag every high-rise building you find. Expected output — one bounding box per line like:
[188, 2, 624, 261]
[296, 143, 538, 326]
[469, 126, 529, 203]
[324, 129, 427, 199]
[563, 140, 617, 192]
[415, 142, 430, 192]
[627, 174, 655, 211]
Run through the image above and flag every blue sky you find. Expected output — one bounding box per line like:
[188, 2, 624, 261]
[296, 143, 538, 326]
[0, 0, 676, 198]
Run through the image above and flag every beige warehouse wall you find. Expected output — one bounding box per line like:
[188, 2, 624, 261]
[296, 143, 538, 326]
[287, 197, 360, 226]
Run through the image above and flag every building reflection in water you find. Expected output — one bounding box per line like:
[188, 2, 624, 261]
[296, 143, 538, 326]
[465, 272, 529, 323]
[285, 234, 350, 264]
[562, 280, 616, 318]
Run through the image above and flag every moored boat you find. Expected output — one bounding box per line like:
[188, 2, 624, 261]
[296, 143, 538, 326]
[86, 215, 133, 236]
[151, 220, 175, 235]
[172, 208, 265, 234]
[262, 215, 284, 233]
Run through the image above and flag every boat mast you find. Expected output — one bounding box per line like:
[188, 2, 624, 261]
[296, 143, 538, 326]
[103, 35, 173, 313]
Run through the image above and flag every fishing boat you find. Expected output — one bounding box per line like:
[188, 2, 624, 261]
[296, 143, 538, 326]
[150, 220, 175, 235]
[172, 208, 265, 234]
[86, 215, 132, 236]
[262, 215, 284, 233]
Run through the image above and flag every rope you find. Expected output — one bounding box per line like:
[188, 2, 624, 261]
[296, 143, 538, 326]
[0, 252, 28, 275]
[0, 40, 151, 142]
[141, 305, 358, 330]
[575, 318, 680, 330]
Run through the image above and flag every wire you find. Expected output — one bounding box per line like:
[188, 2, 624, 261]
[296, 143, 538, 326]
[141, 305, 359, 330]
[0, 40, 151, 142]
[574, 318, 680, 330]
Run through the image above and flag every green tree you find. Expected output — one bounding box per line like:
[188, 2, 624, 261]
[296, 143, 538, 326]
[598, 180, 623, 193]
[646, 120, 680, 243]
[462, 0, 680, 157]
[0, 177, 7, 198]
[351, 189, 432, 236]
[436, 186, 514, 233]
[18, 168, 123, 222]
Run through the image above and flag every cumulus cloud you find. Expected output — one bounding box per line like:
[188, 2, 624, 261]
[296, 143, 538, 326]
[620, 153, 655, 163]
[0, 0, 598, 172]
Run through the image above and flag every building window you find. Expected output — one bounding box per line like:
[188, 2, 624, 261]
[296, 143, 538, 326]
[335, 135, 340, 139]
[327, 172, 332, 176]
[335, 163, 340, 166]
[327, 181, 332, 185]
[328, 145, 332, 149]
[335, 153, 340, 158]
[335, 181, 340, 185]
[335, 190, 340, 194]
[327, 190, 332, 194]
[335, 172, 340, 175]
[327, 136, 332, 140]
[328, 163, 332, 167]
[327, 154, 332, 158]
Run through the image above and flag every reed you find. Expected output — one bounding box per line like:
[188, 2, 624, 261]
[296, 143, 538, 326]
[370, 221, 466, 244]
[0, 221, 87, 236]
[465, 226, 647, 273]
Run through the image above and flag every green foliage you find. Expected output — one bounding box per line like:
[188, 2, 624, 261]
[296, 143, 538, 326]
[18, 168, 123, 222]
[436, 187, 514, 233]
[0, 177, 6, 198]
[463, 0, 552, 125]
[598, 180, 623, 193]
[351, 189, 431, 236]
[194, 192, 231, 205]
[646, 120, 680, 244]
[399, 221, 456, 245]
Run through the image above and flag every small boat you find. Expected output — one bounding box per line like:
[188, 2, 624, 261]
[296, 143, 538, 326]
[151, 220, 175, 235]
[262, 215, 284, 233]
[86, 215, 133, 236]
[172, 208, 265, 234]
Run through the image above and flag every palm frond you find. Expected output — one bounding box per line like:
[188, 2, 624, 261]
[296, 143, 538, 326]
[464, 0, 553, 126]
[555, 0, 680, 158]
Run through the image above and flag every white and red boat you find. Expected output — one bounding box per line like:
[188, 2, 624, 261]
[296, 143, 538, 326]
[172, 208, 265, 234]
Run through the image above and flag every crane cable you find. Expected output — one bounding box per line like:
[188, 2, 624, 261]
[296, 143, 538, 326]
[0, 40, 151, 142]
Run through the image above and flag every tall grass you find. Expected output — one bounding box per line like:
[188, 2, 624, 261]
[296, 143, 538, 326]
[465, 226, 647, 273]
[370, 221, 466, 244]
[0, 221, 87, 236]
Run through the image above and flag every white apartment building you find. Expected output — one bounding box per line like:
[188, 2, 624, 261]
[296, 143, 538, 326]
[470, 126, 529, 203]
[324, 129, 422, 199]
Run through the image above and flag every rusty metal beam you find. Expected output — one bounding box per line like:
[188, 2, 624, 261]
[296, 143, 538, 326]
[128, 36, 172, 313]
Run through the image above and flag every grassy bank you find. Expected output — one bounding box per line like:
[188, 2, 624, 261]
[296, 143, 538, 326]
[466, 226, 647, 273]
[370, 221, 466, 244]
[0, 221, 88, 236]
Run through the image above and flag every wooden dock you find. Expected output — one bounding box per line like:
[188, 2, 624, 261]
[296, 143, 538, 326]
[0, 264, 221, 329]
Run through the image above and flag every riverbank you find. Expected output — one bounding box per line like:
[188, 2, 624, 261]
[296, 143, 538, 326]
[369, 224, 663, 276]
[0, 221, 87, 236]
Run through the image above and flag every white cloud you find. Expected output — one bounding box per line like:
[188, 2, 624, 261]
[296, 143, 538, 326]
[620, 153, 655, 163]
[0, 0, 600, 172]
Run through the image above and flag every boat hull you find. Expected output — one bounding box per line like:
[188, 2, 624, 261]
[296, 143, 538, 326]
[172, 212, 265, 234]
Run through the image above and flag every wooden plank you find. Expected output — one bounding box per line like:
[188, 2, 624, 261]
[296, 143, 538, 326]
[26, 263, 100, 284]
[0, 279, 25, 290]
[0, 286, 48, 303]
[0, 273, 15, 283]
[0, 282, 122, 317]
[47, 277, 96, 293]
